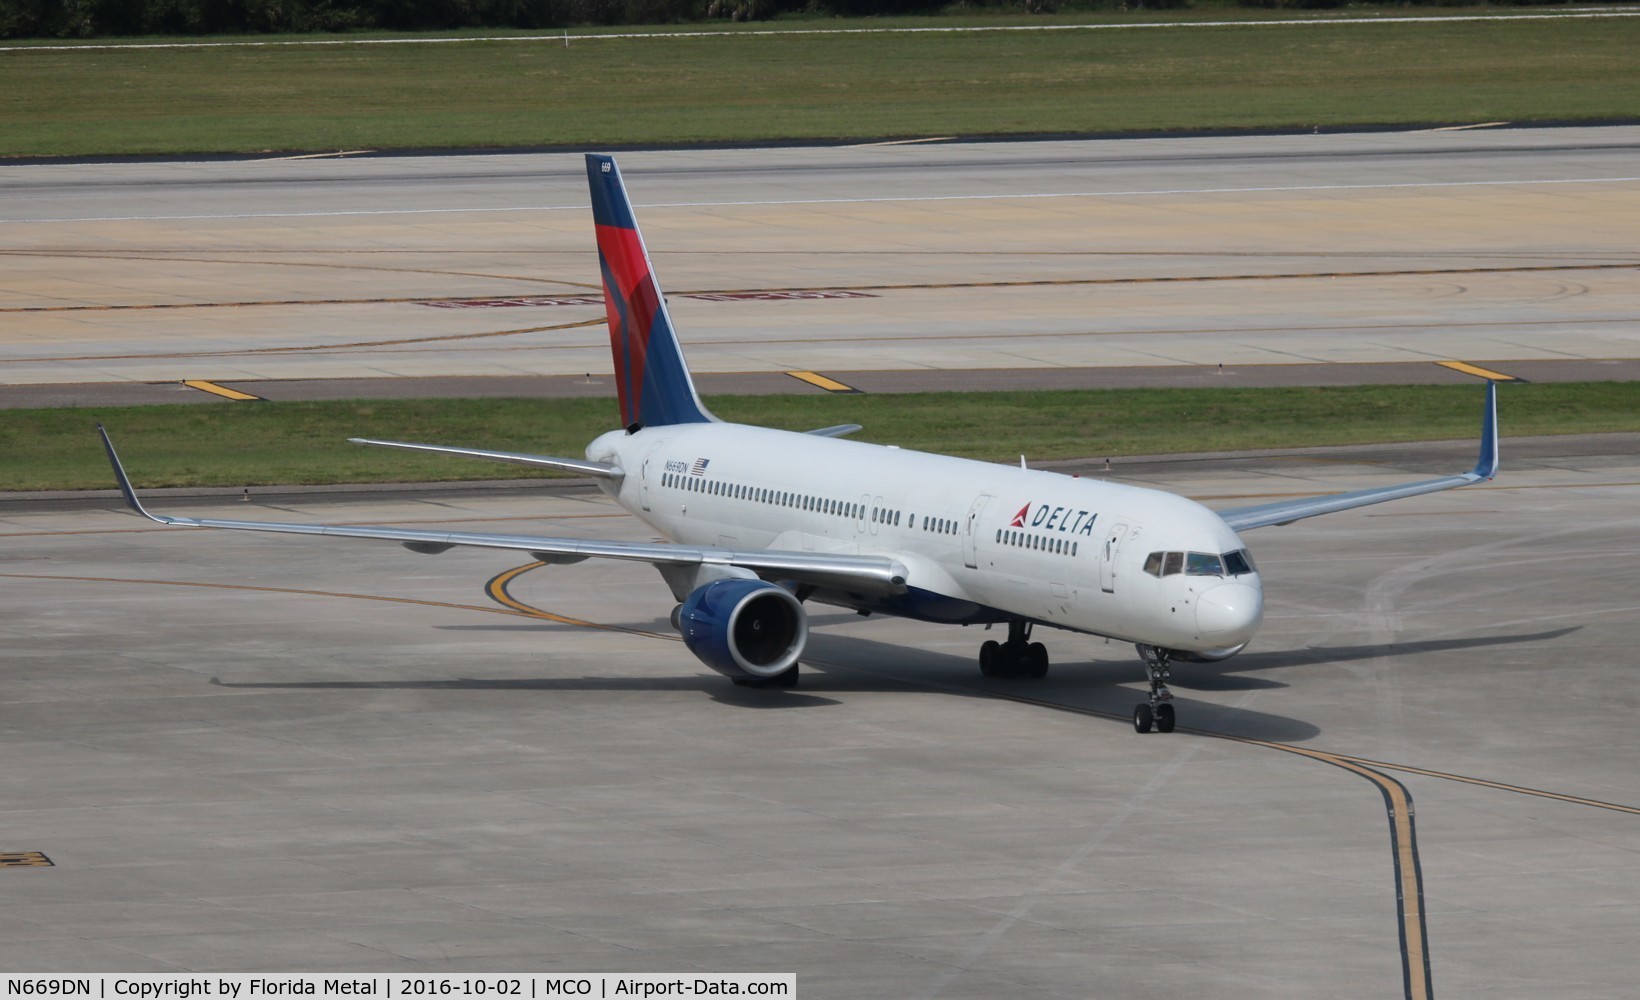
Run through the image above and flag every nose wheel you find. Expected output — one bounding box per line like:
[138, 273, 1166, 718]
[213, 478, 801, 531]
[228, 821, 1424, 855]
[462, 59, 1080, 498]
[1134, 644, 1177, 733]
[978, 622, 1048, 679]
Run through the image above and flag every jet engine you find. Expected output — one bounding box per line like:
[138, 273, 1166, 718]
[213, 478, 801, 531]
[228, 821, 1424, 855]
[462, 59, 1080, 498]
[676, 579, 808, 679]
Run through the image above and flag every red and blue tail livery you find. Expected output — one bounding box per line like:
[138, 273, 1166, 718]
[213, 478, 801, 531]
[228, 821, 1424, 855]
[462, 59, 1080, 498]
[586, 154, 713, 429]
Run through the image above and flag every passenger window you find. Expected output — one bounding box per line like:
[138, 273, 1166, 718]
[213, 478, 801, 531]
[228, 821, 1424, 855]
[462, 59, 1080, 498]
[1162, 551, 1183, 576]
[1187, 552, 1224, 576]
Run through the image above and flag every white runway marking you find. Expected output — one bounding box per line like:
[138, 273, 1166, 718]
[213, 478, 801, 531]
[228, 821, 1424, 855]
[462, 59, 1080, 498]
[3, 9, 1637, 52]
[9, 175, 1638, 225]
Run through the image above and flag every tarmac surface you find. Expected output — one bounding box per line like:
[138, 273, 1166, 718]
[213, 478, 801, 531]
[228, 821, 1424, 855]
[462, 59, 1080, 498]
[4, 437, 1638, 996]
[3, 126, 1638, 400]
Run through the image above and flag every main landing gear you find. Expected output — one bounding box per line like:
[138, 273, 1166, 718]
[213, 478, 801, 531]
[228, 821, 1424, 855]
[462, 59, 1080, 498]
[979, 621, 1049, 680]
[1133, 644, 1176, 733]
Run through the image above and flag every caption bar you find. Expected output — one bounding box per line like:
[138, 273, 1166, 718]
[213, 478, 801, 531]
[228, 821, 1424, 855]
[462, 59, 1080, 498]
[5, 978, 793, 1000]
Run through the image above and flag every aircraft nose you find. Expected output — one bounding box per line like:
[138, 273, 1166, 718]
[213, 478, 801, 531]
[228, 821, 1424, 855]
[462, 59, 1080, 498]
[1196, 580, 1263, 644]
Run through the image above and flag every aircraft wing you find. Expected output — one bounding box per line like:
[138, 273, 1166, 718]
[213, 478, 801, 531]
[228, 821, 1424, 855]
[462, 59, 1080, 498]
[98, 427, 907, 596]
[349, 437, 624, 480]
[1215, 381, 1499, 532]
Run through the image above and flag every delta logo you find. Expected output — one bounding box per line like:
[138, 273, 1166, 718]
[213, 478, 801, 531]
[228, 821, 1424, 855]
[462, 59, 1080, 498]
[1010, 502, 1099, 536]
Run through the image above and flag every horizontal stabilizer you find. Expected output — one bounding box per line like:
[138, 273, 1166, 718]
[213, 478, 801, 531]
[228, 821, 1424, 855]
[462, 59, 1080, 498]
[805, 424, 863, 438]
[349, 438, 623, 480]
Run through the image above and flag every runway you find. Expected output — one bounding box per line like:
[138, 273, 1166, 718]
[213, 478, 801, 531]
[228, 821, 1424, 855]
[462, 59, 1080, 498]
[3, 126, 1638, 400]
[4, 438, 1637, 995]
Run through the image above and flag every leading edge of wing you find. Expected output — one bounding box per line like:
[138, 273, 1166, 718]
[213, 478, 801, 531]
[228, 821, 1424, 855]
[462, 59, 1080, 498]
[97, 427, 906, 596]
[1216, 381, 1499, 532]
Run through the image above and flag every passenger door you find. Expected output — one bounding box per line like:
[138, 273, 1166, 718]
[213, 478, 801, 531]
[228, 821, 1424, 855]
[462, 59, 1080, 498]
[1100, 522, 1129, 594]
[963, 493, 993, 569]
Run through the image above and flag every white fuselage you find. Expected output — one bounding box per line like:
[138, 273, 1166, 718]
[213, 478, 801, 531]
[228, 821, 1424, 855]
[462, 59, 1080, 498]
[588, 422, 1263, 653]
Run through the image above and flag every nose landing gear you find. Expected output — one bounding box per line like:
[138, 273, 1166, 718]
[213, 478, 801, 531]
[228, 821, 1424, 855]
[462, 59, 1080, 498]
[1133, 644, 1176, 733]
[978, 621, 1049, 679]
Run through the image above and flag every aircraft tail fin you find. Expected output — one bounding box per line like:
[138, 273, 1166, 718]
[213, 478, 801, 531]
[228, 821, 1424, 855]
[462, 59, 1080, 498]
[586, 154, 713, 429]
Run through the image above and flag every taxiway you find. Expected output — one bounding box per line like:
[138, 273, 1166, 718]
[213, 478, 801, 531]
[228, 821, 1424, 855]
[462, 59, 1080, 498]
[3, 439, 1637, 996]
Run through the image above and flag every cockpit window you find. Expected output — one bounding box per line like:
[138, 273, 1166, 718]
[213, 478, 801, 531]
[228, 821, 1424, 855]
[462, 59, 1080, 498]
[1186, 552, 1224, 577]
[1223, 549, 1256, 576]
[1143, 552, 1163, 577]
[1162, 551, 1183, 577]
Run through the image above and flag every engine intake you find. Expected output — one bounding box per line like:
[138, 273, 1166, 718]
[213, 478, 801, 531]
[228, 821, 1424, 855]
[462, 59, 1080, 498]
[677, 579, 808, 679]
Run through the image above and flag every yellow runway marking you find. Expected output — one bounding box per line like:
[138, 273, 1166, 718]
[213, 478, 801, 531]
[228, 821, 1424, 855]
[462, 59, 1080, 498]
[1436, 360, 1521, 381]
[182, 379, 263, 401]
[786, 371, 861, 393]
[0, 852, 54, 868]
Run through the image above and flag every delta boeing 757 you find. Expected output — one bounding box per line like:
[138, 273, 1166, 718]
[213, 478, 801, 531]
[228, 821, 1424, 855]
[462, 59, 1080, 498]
[99, 153, 1500, 734]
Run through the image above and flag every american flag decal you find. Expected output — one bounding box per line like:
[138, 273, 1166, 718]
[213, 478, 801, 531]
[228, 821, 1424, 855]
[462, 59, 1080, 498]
[691, 458, 710, 476]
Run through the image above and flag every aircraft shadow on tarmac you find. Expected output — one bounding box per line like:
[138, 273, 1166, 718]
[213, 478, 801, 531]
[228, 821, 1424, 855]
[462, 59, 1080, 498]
[207, 626, 1578, 744]
[1196, 626, 1580, 683]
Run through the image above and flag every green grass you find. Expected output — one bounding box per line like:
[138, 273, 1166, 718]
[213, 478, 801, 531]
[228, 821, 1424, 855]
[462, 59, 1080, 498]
[2, 10, 1637, 156]
[5, 382, 1637, 492]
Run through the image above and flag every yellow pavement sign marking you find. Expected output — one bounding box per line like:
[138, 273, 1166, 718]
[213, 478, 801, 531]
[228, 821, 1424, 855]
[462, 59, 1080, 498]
[1436, 360, 1519, 381]
[182, 379, 263, 401]
[0, 851, 53, 867]
[786, 371, 860, 393]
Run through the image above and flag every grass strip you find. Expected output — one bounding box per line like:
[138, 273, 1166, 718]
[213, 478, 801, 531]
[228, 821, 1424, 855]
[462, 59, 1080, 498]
[5, 382, 1638, 493]
[3, 12, 1638, 156]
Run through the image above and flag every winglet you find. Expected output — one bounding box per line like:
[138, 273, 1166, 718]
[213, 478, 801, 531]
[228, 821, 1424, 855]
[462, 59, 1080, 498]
[1471, 380, 1500, 480]
[97, 424, 164, 523]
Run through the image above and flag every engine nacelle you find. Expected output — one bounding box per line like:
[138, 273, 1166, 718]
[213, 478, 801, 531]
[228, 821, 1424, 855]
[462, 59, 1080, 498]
[677, 579, 808, 679]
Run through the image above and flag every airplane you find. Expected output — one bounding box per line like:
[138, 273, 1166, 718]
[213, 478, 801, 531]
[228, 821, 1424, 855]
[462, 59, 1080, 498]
[98, 152, 1501, 734]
